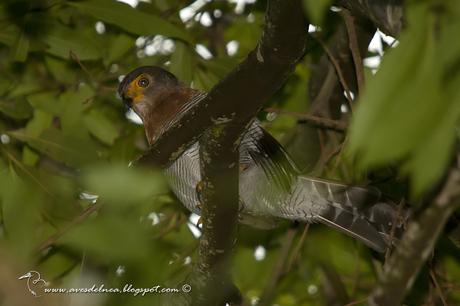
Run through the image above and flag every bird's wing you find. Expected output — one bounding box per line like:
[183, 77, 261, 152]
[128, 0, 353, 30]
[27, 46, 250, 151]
[240, 122, 299, 193]
[239, 123, 405, 252]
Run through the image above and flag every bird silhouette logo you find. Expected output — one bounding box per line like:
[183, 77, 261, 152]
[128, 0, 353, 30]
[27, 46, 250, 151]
[18, 271, 49, 297]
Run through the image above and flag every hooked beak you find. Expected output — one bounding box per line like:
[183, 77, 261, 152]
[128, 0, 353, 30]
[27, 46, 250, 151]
[120, 92, 133, 109]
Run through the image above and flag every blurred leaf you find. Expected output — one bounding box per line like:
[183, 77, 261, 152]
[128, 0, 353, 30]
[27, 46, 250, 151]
[61, 215, 152, 262]
[348, 3, 460, 195]
[69, 0, 191, 42]
[0, 98, 33, 119]
[45, 56, 77, 84]
[83, 108, 120, 145]
[43, 25, 103, 60]
[22, 145, 39, 166]
[23, 109, 53, 137]
[59, 84, 94, 133]
[169, 41, 193, 84]
[38, 251, 78, 280]
[105, 34, 134, 65]
[12, 30, 29, 62]
[193, 68, 219, 91]
[303, 0, 333, 25]
[0, 24, 18, 46]
[12, 127, 101, 168]
[27, 91, 61, 115]
[82, 163, 166, 205]
[0, 174, 42, 258]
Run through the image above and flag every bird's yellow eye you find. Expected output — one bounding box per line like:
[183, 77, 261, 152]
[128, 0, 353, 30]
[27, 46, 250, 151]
[138, 77, 149, 88]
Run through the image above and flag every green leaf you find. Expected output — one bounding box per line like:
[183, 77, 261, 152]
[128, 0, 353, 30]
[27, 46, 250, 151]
[82, 163, 166, 205]
[105, 34, 135, 65]
[27, 91, 61, 115]
[21, 110, 53, 139]
[348, 3, 460, 196]
[0, 174, 42, 257]
[83, 108, 120, 145]
[59, 84, 94, 133]
[0, 25, 19, 47]
[303, 0, 333, 25]
[22, 146, 40, 166]
[61, 215, 152, 262]
[43, 25, 102, 60]
[0, 98, 33, 119]
[45, 56, 77, 84]
[12, 31, 29, 62]
[193, 68, 219, 91]
[69, 0, 191, 42]
[169, 41, 193, 84]
[12, 127, 101, 168]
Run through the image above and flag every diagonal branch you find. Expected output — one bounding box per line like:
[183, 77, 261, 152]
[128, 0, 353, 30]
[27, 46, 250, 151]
[369, 157, 460, 306]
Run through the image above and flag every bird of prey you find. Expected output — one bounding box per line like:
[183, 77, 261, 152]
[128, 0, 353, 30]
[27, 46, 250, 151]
[118, 66, 405, 253]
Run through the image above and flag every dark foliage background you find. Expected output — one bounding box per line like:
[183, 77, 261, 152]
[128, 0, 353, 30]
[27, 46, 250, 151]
[0, 0, 459, 305]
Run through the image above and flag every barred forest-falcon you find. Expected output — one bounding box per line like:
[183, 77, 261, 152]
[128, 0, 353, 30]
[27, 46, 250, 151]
[118, 66, 405, 253]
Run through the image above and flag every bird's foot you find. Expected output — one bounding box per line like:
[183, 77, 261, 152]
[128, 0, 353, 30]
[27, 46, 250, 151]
[196, 180, 205, 203]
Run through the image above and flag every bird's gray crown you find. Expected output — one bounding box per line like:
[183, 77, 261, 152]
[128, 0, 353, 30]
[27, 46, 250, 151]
[118, 65, 179, 98]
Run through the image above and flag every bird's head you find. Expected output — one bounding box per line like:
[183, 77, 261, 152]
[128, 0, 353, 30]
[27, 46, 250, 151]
[118, 66, 196, 144]
[118, 66, 180, 120]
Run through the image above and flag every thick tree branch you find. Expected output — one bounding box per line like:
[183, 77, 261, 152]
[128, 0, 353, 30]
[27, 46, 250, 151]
[191, 127, 241, 305]
[134, 0, 308, 304]
[369, 158, 460, 306]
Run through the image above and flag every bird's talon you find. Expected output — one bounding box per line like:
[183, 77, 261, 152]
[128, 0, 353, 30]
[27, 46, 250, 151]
[196, 181, 205, 193]
[196, 181, 205, 203]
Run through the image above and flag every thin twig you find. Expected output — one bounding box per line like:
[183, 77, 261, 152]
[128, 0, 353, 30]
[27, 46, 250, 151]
[385, 198, 406, 263]
[430, 269, 448, 306]
[69, 51, 114, 93]
[153, 213, 188, 239]
[69, 51, 93, 81]
[286, 224, 309, 272]
[0, 147, 53, 196]
[344, 298, 368, 306]
[340, 9, 365, 93]
[350, 243, 362, 297]
[265, 108, 347, 132]
[316, 37, 355, 112]
[36, 202, 102, 253]
[259, 228, 297, 305]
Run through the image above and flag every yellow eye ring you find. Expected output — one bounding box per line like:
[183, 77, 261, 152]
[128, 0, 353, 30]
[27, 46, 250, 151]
[138, 77, 149, 87]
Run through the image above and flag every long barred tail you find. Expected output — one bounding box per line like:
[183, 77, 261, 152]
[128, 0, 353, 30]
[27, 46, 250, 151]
[298, 176, 407, 252]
